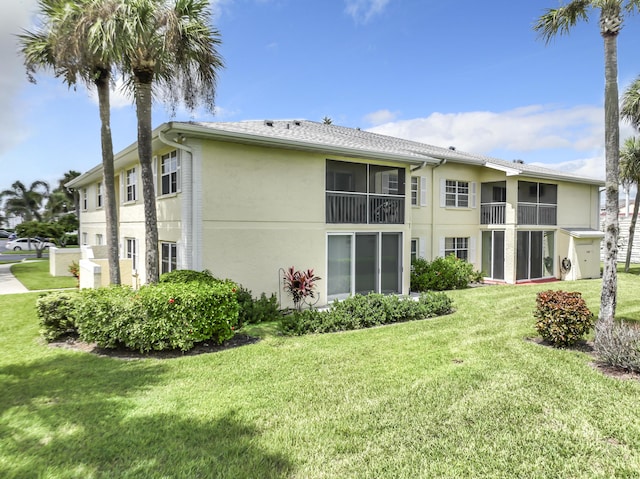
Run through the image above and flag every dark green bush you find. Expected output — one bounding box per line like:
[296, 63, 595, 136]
[236, 286, 280, 327]
[75, 282, 238, 352]
[36, 291, 80, 341]
[594, 321, 640, 372]
[411, 255, 480, 292]
[534, 290, 594, 347]
[279, 292, 453, 336]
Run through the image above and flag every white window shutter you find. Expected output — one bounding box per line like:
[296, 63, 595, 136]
[176, 153, 182, 193]
[469, 236, 476, 263]
[471, 182, 477, 208]
[438, 237, 445, 257]
[120, 171, 124, 204]
[418, 237, 426, 259]
[420, 176, 427, 206]
[439, 178, 446, 207]
[152, 156, 157, 197]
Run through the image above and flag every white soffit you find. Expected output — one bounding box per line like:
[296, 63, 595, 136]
[484, 162, 522, 176]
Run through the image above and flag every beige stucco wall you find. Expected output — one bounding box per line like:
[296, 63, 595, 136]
[49, 247, 81, 277]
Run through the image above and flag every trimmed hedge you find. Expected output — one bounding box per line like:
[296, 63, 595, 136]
[411, 255, 481, 292]
[74, 282, 238, 352]
[279, 292, 453, 336]
[36, 291, 80, 341]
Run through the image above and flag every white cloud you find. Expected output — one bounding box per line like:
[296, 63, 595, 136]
[364, 109, 400, 126]
[345, 0, 390, 23]
[0, 0, 38, 154]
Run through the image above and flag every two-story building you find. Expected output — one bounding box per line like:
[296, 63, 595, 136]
[67, 120, 604, 303]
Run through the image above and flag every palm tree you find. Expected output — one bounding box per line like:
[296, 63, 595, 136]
[55, 170, 81, 215]
[117, 0, 223, 284]
[19, 0, 122, 284]
[618, 137, 640, 271]
[0, 180, 50, 222]
[535, 0, 640, 330]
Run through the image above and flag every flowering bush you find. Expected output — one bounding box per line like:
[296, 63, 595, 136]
[283, 266, 320, 310]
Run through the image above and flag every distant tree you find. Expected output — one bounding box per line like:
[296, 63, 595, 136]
[619, 137, 640, 271]
[322, 116, 333, 125]
[44, 190, 70, 221]
[15, 221, 63, 258]
[55, 170, 81, 216]
[20, 0, 121, 284]
[0, 180, 50, 222]
[535, 0, 640, 331]
[116, 0, 224, 283]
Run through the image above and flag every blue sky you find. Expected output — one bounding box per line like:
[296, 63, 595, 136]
[2, 0, 640, 196]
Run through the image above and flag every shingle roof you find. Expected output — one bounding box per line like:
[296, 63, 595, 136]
[180, 119, 604, 186]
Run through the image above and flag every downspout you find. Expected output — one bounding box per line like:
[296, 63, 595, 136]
[410, 160, 429, 172]
[430, 159, 447, 262]
[158, 130, 194, 270]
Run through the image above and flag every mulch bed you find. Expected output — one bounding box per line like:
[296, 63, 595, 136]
[48, 333, 260, 360]
[525, 336, 640, 381]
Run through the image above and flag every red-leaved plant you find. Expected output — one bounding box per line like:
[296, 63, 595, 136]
[283, 266, 320, 311]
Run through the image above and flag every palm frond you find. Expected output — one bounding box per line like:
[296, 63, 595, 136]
[621, 76, 640, 129]
[534, 0, 592, 43]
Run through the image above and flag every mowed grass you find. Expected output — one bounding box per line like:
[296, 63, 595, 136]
[2, 275, 640, 478]
[10, 260, 77, 290]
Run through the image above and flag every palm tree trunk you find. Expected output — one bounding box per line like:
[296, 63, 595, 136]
[134, 73, 159, 284]
[95, 69, 121, 285]
[624, 187, 640, 272]
[598, 29, 620, 330]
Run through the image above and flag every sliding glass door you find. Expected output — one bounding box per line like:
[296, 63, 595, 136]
[516, 231, 555, 281]
[328, 232, 402, 300]
[481, 230, 505, 280]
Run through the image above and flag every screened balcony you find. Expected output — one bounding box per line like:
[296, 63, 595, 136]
[517, 203, 557, 225]
[480, 181, 506, 225]
[517, 181, 557, 226]
[480, 203, 506, 225]
[326, 159, 406, 225]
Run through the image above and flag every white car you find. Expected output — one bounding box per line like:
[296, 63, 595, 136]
[5, 238, 56, 251]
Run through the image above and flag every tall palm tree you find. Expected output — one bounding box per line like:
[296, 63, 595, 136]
[535, 0, 640, 330]
[117, 0, 223, 284]
[55, 170, 81, 215]
[619, 137, 640, 271]
[19, 0, 122, 284]
[0, 180, 50, 222]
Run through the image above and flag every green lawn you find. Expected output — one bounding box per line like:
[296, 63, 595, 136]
[2, 275, 640, 478]
[10, 260, 77, 290]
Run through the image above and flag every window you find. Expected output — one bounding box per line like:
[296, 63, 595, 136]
[96, 234, 103, 245]
[126, 168, 137, 202]
[444, 237, 469, 261]
[82, 232, 88, 245]
[445, 180, 469, 207]
[161, 242, 177, 274]
[96, 182, 103, 208]
[82, 189, 88, 210]
[125, 238, 137, 271]
[411, 238, 418, 262]
[517, 181, 557, 225]
[411, 177, 419, 206]
[161, 151, 180, 195]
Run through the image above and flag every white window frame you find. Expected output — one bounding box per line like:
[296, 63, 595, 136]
[440, 179, 476, 209]
[125, 238, 138, 272]
[96, 234, 103, 245]
[161, 242, 178, 274]
[82, 188, 88, 211]
[125, 168, 137, 202]
[160, 151, 181, 196]
[410, 238, 418, 262]
[440, 236, 476, 263]
[411, 177, 419, 206]
[82, 232, 88, 245]
[96, 182, 103, 208]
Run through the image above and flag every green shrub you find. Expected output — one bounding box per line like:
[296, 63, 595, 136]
[411, 255, 479, 292]
[279, 292, 453, 336]
[236, 286, 280, 327]
[36, 291, 80, 341]
[159, 269, 221, 284]
[594, 321, 640, 372]
[75, 282, 239, 352]
[534, 290, 594, 347]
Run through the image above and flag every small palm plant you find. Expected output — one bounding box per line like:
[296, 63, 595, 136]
[283, 267, 320, 311]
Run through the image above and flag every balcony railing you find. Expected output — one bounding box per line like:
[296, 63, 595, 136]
[481, 202, 506, 225]
[518, 202, 557, 225]
[326, 192, 404, 224]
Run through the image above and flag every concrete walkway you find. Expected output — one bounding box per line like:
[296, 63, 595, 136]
[0, 262, 29, 294]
